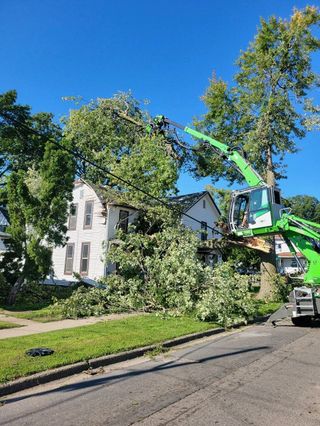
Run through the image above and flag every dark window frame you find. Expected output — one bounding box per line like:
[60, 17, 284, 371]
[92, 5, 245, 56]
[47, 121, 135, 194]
[201, 221, 208, 241]
[80, 242, 91, 275]
[68, 203, 78, 230]
[118, 210, 129, 233]
[83, 200, 94, 229]
[64, 243, 75, 275]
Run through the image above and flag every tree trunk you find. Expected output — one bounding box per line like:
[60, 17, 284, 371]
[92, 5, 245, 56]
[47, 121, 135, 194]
[257, 144, 277, 300]
[6, 276, 25, 306]
[257, 249, 276, 300]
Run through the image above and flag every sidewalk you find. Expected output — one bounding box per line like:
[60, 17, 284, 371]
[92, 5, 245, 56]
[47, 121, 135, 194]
[0, 312, 140, 339]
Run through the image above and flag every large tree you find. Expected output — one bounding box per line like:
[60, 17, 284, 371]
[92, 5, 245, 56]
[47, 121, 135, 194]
[285, 194, 320, 223]
[0, 91, 75, 304]
[62, 93, 185, 207]
[195, 6, 320, 298]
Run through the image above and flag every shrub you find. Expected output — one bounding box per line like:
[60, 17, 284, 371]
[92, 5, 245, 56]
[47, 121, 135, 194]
[0, 272, 10, 303]
[13, 281, 74, 309]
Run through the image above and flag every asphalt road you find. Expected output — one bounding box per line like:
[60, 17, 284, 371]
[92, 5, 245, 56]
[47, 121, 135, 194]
[1, 320, 320, 425]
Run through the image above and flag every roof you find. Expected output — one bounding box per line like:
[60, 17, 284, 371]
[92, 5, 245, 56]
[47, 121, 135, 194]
[77, 179, 138, 209]
[76, 181, 221, 214]
[169, 191, 220, 214]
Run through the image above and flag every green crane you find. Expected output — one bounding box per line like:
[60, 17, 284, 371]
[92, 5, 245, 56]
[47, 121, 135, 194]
[151, 115, 320, 326]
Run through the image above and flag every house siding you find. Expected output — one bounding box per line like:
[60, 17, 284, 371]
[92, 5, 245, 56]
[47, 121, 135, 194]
[0, 238, 7, 254]
[181, 193, 221, 239]
[51, 185, 221, 282]
[52, 181, 107, 281]
[275, 236, 306, 275]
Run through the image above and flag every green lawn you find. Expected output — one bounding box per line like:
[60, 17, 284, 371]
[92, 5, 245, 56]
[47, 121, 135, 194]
[0, 321, 23, 330]
[11, 307, 63, 323]
[0, 314, 218, 384]
[255, 301, 283, 317]
[1, 304, 63, 322]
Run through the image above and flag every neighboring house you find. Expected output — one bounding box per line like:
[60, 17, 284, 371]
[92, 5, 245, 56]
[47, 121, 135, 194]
[0, 206, 10, 255]
[275, 235, 306, 275]
[51, 182, 222, 284]
[170, 191, 222, 265]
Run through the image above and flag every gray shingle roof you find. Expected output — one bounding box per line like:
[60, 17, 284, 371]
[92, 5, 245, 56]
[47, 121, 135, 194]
[169, 191, 220, 214]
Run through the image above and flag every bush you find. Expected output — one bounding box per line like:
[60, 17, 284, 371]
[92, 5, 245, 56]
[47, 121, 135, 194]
[0, 272, 10, 303]
[196, 263, 255, 327]
[52, 287, 110, 318]
[13, 281, 74, 309]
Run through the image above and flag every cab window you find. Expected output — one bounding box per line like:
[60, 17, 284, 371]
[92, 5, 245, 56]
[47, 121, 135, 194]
[234, 194, 249, 227]
[249, 188, 269, 212]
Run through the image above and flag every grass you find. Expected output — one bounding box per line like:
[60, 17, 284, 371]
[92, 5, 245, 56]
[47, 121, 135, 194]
[255, 301, 283, 317]
[0, 321, 23, 330]
[0, 314, 218, 384]
[0, 306, 63, 323]
[10, 307, 63, 323]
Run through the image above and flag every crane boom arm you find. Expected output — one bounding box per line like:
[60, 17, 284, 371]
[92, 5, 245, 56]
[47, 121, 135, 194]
[185, 126, 265, 187]
[155, 116, 265, 188]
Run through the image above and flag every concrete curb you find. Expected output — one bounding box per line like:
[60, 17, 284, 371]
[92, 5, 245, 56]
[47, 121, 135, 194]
[0, 315, 269, 398]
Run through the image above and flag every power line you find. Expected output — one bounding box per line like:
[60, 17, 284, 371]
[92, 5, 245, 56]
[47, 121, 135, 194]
[2, 112, 224, 235]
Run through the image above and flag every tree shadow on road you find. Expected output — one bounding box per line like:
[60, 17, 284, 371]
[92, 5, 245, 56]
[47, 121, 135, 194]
[3, 344, 269, 411]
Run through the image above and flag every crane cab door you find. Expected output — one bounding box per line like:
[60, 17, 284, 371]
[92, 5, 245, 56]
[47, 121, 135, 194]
[229, 186, 282, 235]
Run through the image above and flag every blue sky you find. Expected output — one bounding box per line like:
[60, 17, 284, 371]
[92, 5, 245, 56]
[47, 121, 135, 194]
[1, 0, 319, 198]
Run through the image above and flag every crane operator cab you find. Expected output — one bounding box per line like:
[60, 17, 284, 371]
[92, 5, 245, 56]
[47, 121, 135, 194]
[229, 186, 283, 236]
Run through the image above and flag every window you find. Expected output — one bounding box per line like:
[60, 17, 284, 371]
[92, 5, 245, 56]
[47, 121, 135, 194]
[83, 201, 94, 229]
[203, 199, 206, 209]
[68, 204, 78, 230]
[201, 221, 207, 241]
[277, 244, 282, 250]
[64, 243, 75, 275]
[274, 189, 281, 204]
[291, 259, 298, 268]
[249, 188, 269, 212]
[80, 242, 90, 275]
[234, 194, 249, 228]
[118, 210, 129, 233]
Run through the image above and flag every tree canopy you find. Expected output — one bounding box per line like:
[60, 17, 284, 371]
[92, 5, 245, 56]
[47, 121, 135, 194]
[62, 93, 185, 207]
[194, 6, 320, 187]
[285, 194, 320, 223]
[0, 91, 75, 303]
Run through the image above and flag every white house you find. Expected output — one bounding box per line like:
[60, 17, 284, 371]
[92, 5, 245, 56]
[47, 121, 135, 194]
[51, 181, 221, 284]
[170, 191, 222, 265]
[51, 180, 139, 284]
[0, 207, 10, 256]
[275, 235, 306, 275]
